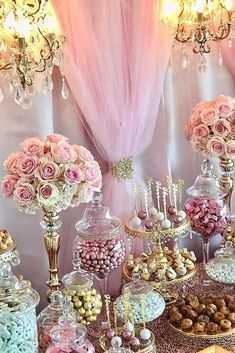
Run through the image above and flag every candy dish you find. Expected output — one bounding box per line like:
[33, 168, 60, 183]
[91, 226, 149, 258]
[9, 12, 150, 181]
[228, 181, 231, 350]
[205, 248, 235, 285]
[167, 292, 235, 349]
[116, 275, 165, 324]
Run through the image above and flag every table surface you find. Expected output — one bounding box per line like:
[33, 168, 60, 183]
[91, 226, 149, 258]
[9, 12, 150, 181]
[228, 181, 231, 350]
[89, 265, 235, 353]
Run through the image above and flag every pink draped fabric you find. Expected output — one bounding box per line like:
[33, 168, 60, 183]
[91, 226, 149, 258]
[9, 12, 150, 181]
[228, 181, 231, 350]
[53, 0, 174, 219]
[222, 42, 235, 77]
[52, 0, 174, 293]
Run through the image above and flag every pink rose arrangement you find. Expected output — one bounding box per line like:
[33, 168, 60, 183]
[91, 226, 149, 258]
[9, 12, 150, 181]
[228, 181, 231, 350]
[1, 134, 102, 214]
[184, 95, 235, 158]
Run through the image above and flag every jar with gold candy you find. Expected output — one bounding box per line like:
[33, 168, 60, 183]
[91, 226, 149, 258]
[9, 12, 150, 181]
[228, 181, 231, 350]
[46, 297, 95, 353]
[37, 291, 65, 352]
[62, 253, 102, 326]
[0, 229, 20, 266]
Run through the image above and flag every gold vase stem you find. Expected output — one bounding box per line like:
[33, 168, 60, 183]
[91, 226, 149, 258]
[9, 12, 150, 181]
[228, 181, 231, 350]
[219, 156, 234, 210]
[42, 212, 61, 301]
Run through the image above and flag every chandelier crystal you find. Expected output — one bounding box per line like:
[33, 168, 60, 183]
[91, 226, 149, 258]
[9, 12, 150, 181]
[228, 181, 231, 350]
[161, 0, 235, 71]
[0, 0, 67, 109]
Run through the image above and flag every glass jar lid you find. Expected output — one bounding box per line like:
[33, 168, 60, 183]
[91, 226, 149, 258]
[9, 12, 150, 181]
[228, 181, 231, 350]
[0, 262, 39, 312]
[122, 274, 153, 297]
[62, 253, 93, 291]
[50, 297, 87, 347]
[214, 247, 235, 260]
[39, 291, 64, 325]
[187, 159, 227, 198]
[75, 193, 121, 240]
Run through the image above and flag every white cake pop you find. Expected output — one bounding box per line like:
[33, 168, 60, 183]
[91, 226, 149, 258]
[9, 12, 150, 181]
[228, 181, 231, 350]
[111, 336, 122, 348]
[126, 321, 134, 333]
[149, 206, 158, 217]
[161, 187, 172, 229]
[140, 328, 151, 341]
[130, 216, 141, 227]
[155, 211, 165, 221]
[178, 210, 186, 220]
[161, 219, 171, 229]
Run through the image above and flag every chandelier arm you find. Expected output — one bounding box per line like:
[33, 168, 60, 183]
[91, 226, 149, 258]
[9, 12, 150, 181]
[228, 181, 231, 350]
[27, 0, 44, 17]
[0, 63, 13, 71]
[211, 23, 231, 41]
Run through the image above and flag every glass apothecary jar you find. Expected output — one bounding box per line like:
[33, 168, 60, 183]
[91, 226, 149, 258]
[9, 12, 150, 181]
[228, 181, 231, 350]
[185, 159, 230, 267]
[116, 274, 165, 324]
[74, 193, 126, 278]
[205, 247, 235, 284]
[62, 254, 102, 326]
[46, 298, 95, 353]
[0, 262, 39, 353]
[37, 291, 65, 352]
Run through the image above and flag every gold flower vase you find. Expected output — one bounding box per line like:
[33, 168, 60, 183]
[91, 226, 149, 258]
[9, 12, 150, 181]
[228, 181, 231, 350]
[219, 156, 234, 210]
[41, 210, 62, 301]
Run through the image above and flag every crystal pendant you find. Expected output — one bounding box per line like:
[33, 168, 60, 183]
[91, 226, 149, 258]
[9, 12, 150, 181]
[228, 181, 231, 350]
[42, 75, 54, 95]
[0, 38, 7, 52]
[61, 78, 68, 100]
[0, 88, 3, 103]
[219, 47, 223, 66]
[14, 88, 22, 105]
[228, 38, 233, 48]
[181, 53, 189, 69]
[21, 96, 32, 109]
[198, 55, 207, 73]
[7, 82, 13, 95]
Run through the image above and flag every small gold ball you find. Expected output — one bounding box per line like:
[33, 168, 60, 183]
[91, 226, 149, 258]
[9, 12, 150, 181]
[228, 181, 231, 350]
[81, 320, 87, 325]
[84, 302, 92, 310]
[86, 310, 93, 316]
[74, 300, 82, 308]
[79, 308, 86, 315]
[91, 288, 96, 295]
[96, 294, 101, 300]
[84, 295, 91, 302]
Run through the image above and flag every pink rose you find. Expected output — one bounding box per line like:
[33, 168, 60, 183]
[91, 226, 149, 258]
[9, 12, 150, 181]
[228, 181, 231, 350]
[14, 182, 35, 204]
[72, 145, 94, 162]
[64, 164, 84, 184]
[216, 95, 232, 104]
[184, 124, 193, 140]
[193, 124, 210, 139]
[83, 161, 102, 184]
[20, 137, 44, 156]
[46, 134, 69, 144]
[1, 175, 19, 198]
[190, 111, 201, 128]
[226, 140, 235, 158]
[37, 183, 60, 207]
[212, 118, 231, 138]
[195, 100, 215, 112]
[3, 152, 24, 174]
[200, 108, 219, 126]
[216, 102, 233, 117]
[51, 142, 77, 164]
[78, 183, 95, 203]
[36, 161, 60, 182]
[15, 154, 39, 177]
[207, 137, 225, 157]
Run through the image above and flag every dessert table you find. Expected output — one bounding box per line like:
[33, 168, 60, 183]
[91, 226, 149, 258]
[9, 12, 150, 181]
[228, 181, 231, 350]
[89, 265, 235, 353]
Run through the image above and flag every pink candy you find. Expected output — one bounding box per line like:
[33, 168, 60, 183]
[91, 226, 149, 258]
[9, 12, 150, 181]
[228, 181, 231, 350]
[76, 238, 125, 276]
[185, 198, 230, 241]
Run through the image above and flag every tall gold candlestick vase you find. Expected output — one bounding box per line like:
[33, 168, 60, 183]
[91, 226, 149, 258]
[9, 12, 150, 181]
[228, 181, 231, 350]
[219, 156, 234, 212]
[41, 210, 62, 301]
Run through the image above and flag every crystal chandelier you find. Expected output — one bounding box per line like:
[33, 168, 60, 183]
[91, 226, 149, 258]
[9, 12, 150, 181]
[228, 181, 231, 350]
[161, 0, 235, 71]
[0, 0, 68, 109]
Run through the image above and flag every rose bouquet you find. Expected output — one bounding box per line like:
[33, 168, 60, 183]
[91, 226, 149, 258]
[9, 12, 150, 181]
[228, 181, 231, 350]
[1, 134, 102, 214]
[184, 95, 235, 158]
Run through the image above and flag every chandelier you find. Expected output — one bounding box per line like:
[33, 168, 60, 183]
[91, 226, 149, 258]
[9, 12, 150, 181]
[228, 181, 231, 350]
[161, 0, 235, 70]
[0, 0, 67, 109]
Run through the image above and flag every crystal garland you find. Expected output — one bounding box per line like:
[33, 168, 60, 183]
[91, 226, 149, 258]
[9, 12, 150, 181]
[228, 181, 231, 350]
[0, 0, 68, 109]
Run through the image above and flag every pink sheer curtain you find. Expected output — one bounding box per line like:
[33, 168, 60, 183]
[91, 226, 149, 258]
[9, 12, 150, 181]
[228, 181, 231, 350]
[53, 0, 173, 218]
[53, 0, 174, 293]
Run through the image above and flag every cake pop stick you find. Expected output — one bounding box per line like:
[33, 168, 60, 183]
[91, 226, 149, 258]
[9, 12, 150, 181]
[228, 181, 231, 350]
[155, 181, 164, 222]
[177, 179, 186, 220]
[105, 295, 116, 341]
[140, 295, 151, 342]
[129, 303, 140, 351]
[144, 187, 154, 230]
[161, 187, 171, 229]
[172, 184, 183, 225]
[122, 293, 132, 342]
[113, 301, 118, 336]
[147, 177, 158, 217]
[167, 176, 173, 205]
[137, 182, 147, 220]
[130, 185, 141, 227]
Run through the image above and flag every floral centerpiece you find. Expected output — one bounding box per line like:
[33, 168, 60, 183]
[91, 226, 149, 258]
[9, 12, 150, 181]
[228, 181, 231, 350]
[1, 134, 102, 299]
[184, 95, 235, 158]
[1, 134, 102, 213]
[184, 95, 235, 246]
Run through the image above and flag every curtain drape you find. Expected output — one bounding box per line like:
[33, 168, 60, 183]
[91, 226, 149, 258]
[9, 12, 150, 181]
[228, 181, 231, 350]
[53, 0, 174, 222]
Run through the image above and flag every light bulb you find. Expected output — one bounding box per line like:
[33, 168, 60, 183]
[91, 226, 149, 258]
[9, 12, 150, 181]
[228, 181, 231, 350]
[194, 0, 206, 13]
[224, 0, 233, 11]
[160, 0, 181, 24]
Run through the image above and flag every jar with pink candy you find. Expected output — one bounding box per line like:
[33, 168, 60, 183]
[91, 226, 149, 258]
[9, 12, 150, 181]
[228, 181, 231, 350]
[185, 159, 230, 282]
[73, 193, 126, 329]
[46, 297, 95, 353]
